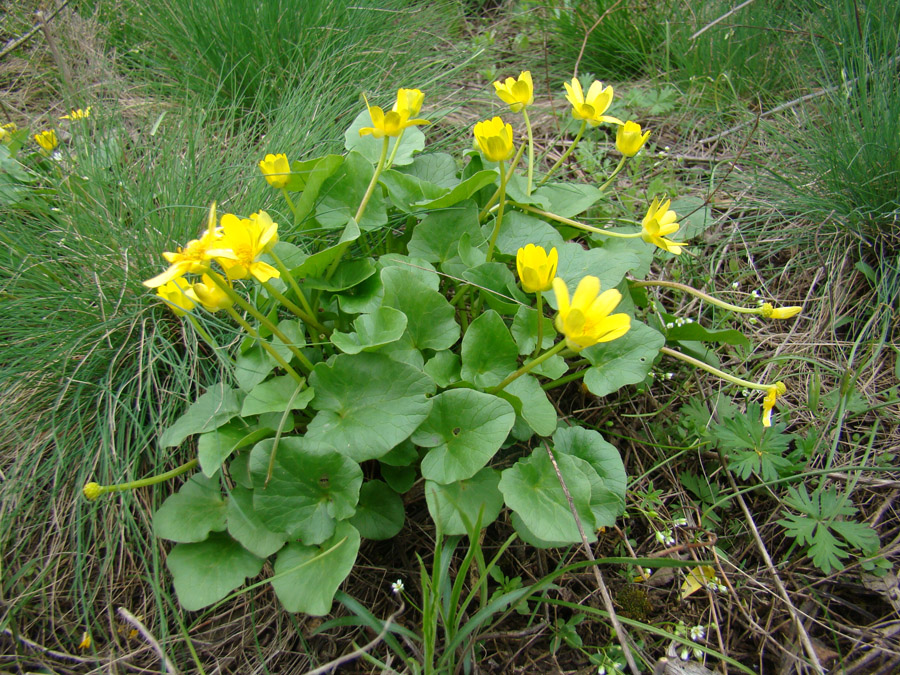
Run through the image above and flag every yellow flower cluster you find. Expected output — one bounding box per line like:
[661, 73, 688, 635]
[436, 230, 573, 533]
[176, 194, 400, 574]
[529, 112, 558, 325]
[143, 202, 280, 314]
[516, 244, 631, 351]
[359, 88, 428, 139]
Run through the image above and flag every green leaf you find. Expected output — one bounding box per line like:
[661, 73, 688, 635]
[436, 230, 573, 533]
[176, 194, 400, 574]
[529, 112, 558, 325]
[503, 375, 557, 437]
[153, 474, 227, 543]
[160, 382, 242, 448]
[292, 218, 360, 278]
[463, 262, 520, 314]
[670, 197, 712, 239]
[167, 532, 264, 611]
[499, 447, 596, 545]
[241, 376, 313, 417]
[425, 468, 503, 536]
[397, 152, 459, 188]
[591, 235, 654, 281]
[533, 183, 605, 218]
[379, 170, 447, 213]
[460, 310, 519, 388]
[379, 254, 441, 290]
[335, 270, 383, 315]
[345, 109, 424, 167]
[381, 267, 459, 351]
[269, 319, 306, 366]
[234, 343, 275, 392]
[226, 487, 288, 558]
[249, 437, 362, 545]
[582, 321, 665, 397]
[553, 426, 626, 526]
[380, 464, 417, 494]
[271, 521, 361, 615]
[198, 420, 255, 477]
[414, 389, 515, 484]
[307, 352, 436, 461]
[511, 305, 556, 355]
[664, 321, 750, 349]
[491, 211, 564, 257]
[349, 480, 404, 540]
[424, 350, 461, 388]
[316, 151, 387, 230]
[407, 201, 483, 264]
[330, 307, 408, 354]
[304, 258, 376, 292]
[416, 170, 497, 210]
[287, 154, 344, 223]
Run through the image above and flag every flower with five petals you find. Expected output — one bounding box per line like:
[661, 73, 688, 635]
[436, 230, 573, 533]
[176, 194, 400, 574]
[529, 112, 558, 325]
[563, 78, 623, 127]
[208, 210, 280, 283]
[552, 275, 631, 351]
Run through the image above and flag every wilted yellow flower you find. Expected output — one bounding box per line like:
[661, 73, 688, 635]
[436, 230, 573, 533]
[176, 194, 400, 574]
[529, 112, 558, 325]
[473, 116, 514, 162]
[641, 197, 687, 254]
[0, 122, 17, 142]
[208, 210, 280, 283]
[34, 129, 58, 152]
[552, 276, 631, 351]
[143, 202, 220, 288]
[78, 632, 92, 650]
[563, 78, 623, 127]
[393, 88, 425, 117]
[616, 121, 651, 157]
[258, 153, 291, 189]
[359, 94, 429, 139]
[156, 277, 197, 316]
[762, 381, 787, 427]
[191, 274, 233, 312]
[759, 303, 802, 319]
[516, 244, 558, 293]
[493, 71, 534, 112]
[61, 107, 92, 120]
[83, 482, 103, 501]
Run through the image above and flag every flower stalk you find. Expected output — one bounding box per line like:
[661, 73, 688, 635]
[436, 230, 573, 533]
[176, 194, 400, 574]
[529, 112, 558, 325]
[487, 340, 568, 394]
[516, 204, 642, 238]
[83, 459, 199, 500]
[484, 160, 509, 262]
[539, 120, 586, 187]
[633, 280, 800, 318]
[225, 306, 306, 382]
[659, 346, 772, 391]
[522, 108, 534, 194]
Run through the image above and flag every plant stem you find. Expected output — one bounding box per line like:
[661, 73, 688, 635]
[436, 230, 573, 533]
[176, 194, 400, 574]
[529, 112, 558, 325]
[484, 160, 508, 263]
[541, 368, 587, 391]
[91, 459, 199, 497]
[325, 137, 390, 281]
[538, 120, 585, 186]
[516, 204, 642, 238]
[260, 279, 326, 335]
[184, 313, 230, 361]
[633, 279, 763, 315]
[268, 248, 326, 334]
[659, 346, 770, 391]
[523, 108, 534, 194]
[532, 291, 544, 358]
[488, 340, 567, 394]
[599, 155, 627, 190]
[280, 187, 300, 226]
[225, 306, 306, 382]
[385, 131, 404, 170]
[478, 141, 526, 222]
[208, 272, 312, 373]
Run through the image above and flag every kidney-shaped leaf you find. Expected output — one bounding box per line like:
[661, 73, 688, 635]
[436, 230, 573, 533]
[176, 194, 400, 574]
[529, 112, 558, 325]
[330, 307, 408, 355]
[582, 320, 665, 397]
[160, 382, 241, 448]
[425, 467, 503, 536]
[153, 474, 227, 543]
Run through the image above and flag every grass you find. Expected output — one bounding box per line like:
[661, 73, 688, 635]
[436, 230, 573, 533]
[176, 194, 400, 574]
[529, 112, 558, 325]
[1, 0, 899, 672]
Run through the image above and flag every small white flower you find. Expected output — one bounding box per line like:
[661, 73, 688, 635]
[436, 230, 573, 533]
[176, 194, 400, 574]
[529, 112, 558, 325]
[751, 290, 760, 299]
[749, 317, 758, 324]
[598, 666, 607, 675]
[731, 281, 740, 289]
[679, 646, 691, 661]
[666, 322, 674, 329]
[690, 624, 706, 642]
[673, 517, 688, 528]
[675, 317, 685, 327]
[741, 389, 750, 397]
[391, 579, 404, 594]
[666, 372, 674, 381]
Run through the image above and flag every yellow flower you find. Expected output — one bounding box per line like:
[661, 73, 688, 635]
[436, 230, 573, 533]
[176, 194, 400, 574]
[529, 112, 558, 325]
[552, 276, 631, 351]
[473, 116, 514, 162]
[563, 78, 623, 127]
[359, 94, 429, 139]
[641, 197, 687, 254]
[516, 244, 558, 293]
[493, 71, 534, 112]
[208, 210, 280, 283]
[393, 88, 425, 117]
[762, 381, 787, 427]
[191, 274, 234, 312]
[0, 122, 17, 142]
[61, 107, 92, 120]
[78, 632, 92, 650]
[156, 277, 198, 316]
[34, 129, 58, 152]
[258, 153, 291, 189]
[616, 121, 651, 157]
[143, 202, 220, 288]
[759, 303, 802, 319]
[83, 482, 103, 501]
